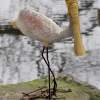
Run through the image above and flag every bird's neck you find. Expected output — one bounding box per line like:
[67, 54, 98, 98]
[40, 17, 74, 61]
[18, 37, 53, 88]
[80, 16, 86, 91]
[58, 26, 73, 40]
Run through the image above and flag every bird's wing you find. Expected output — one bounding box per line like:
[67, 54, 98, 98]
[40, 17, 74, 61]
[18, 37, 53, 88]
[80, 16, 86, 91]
[31, 9, 62, 35]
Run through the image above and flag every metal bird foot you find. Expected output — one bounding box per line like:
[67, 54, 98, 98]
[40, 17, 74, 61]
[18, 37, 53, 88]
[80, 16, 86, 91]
[21, 87, 55, 100]
[20, 87, 72, 100]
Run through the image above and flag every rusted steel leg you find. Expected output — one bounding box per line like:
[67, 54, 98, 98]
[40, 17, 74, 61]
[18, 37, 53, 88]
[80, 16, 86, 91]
[42, 46, 57, 99]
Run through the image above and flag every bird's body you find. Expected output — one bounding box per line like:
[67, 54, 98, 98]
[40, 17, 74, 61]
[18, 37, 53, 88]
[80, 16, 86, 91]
[16, 8, 72, 47]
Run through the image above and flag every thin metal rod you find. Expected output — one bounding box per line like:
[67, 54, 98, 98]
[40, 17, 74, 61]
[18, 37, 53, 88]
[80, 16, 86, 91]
[42, 47, 51, 99]
[46, 47, 57, 96]
[41, 46, 57, 98]
[46, 47, 51, 99]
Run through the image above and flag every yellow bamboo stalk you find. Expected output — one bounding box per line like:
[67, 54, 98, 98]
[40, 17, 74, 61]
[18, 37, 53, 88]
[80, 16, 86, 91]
[65, 0, 85, 56]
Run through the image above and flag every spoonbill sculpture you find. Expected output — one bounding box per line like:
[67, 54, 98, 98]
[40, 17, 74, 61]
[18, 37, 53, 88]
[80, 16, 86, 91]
[11, 0, 85, 99]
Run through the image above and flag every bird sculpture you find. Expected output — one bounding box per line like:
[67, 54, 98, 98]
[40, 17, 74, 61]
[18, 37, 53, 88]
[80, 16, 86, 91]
[11, 0, 85, 99]
[11, 8, 72, 98]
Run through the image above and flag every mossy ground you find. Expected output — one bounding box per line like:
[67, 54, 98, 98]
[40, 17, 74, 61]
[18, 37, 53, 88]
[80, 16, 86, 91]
[0, 77, 100, 100]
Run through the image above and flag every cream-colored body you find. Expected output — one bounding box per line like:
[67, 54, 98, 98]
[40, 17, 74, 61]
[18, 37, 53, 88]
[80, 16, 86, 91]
[15, 8, 72, 46]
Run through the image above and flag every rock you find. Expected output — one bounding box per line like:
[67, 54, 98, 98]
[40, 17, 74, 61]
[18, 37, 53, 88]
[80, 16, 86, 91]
[0, 78, 100, 100]
[64, 90, 90, 100]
